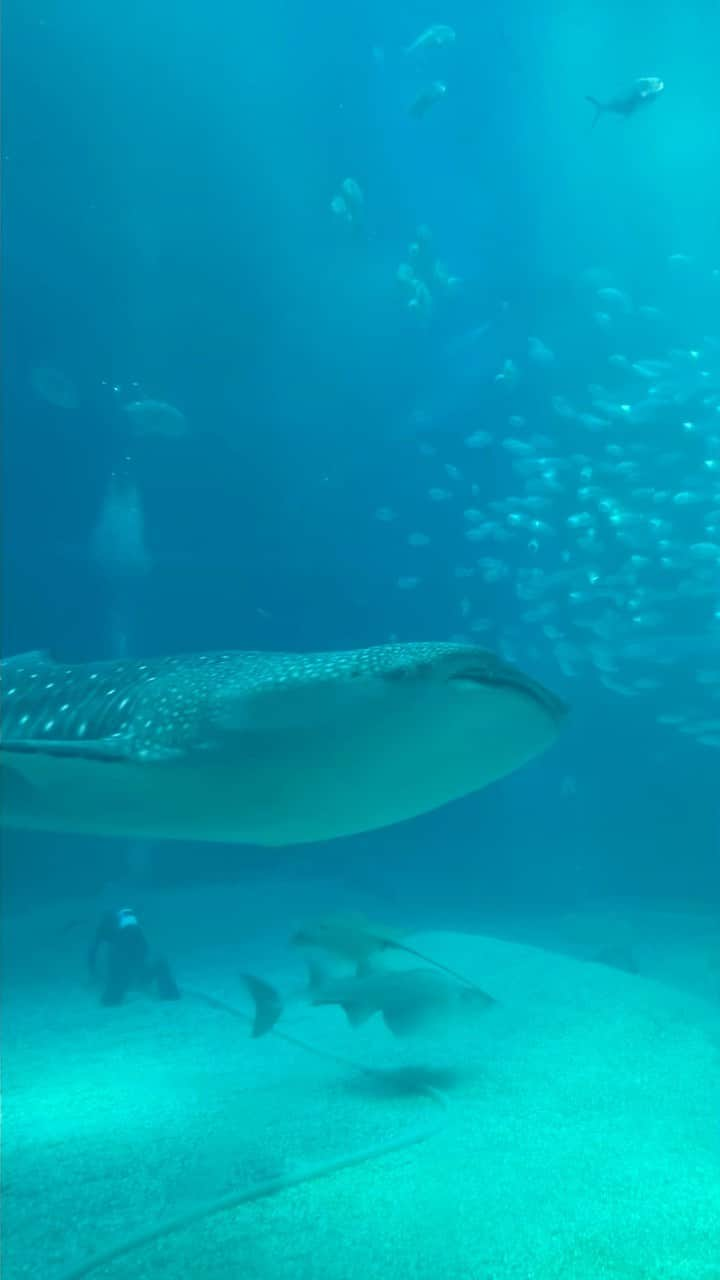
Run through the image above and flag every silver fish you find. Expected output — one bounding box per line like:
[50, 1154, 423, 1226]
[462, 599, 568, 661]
[585, 77, 664, 128]
[0, 642, 566, 845]
[404, 24, 456, 57]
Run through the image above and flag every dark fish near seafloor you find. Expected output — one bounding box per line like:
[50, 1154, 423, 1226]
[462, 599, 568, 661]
[0, 642, 566, 846]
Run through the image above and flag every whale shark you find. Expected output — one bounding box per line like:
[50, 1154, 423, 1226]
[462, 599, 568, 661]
[0, 642, 566, 845]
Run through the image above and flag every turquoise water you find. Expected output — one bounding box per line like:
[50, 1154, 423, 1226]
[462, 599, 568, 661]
[1, 1, 719, 1275]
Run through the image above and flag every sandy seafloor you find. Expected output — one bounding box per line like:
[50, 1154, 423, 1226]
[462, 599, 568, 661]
[2, 876, 720, 1280]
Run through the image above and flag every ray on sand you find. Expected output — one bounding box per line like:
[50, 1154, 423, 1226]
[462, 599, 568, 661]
[241, 965, 496, 1039]
[0, 642, 566, 846]
[310, 967, 496, 1035]
[293, 911, 491, 990]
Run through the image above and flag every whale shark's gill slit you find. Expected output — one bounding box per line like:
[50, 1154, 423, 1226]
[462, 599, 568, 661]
[448, 671, 567, 721]
[449, 671, 525, 694]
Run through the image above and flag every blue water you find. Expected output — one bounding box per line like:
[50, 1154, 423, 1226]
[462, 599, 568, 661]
[1, 3, 719, 1275]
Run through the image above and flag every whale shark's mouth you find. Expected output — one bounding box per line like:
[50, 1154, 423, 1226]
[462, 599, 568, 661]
[448, 667, 568, 724]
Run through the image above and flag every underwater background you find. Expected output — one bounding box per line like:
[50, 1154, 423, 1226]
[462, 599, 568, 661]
[3, 0, 719, 911]
[2, 1, 719, 1278]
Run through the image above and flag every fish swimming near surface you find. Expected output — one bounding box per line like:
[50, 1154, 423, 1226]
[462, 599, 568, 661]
[242, 967, 496, 1039]
[404, 24, 456, 57]
[0, 642, 566, 846]
[409, 80, 447, 119]
[586, 76, 664, 128]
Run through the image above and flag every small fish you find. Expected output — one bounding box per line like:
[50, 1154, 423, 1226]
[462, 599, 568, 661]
[410, 81, 447, 119]
[404, 24, 456, 57]
[0, 642, 566, 846]
[585, 77, 664, 128]
[330, 178, 365, 229]
[30, 365, 79, 410]
[243, 967, 495, 1039]
[528, 336, 555, 366]
[122, 397, 188, 438]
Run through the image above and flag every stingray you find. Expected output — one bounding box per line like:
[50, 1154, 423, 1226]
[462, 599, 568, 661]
[292, 913, 485, 990]
[0, 642, 566, 846]
[242, 967, 496, 1039]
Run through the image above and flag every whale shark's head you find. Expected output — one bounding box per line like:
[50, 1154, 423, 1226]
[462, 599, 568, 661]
[373, 644, 566, 802]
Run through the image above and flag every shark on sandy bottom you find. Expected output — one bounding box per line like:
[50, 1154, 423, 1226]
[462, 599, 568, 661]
[0, 641, 566, 846]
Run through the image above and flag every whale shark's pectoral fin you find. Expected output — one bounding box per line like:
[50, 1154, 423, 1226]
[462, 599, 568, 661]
[0, 737, 181, 765]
